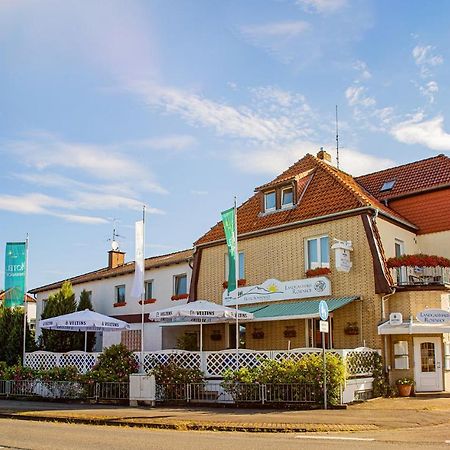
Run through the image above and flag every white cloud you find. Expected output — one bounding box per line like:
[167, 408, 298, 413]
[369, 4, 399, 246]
[241, 21, 310, 38]
[391, 115, 450, 151]
[345, 86, 376, 107]
[228, 141, 392, 177]
[352, 60, 371, 80]
[419, 80, 439, 104]
[6, 132, 167, 194]
[412, 45, 443, 78]
[296, 0, 348, 14]
[130, 82, 316, 144]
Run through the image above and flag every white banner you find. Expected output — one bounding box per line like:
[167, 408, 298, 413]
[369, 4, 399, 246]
[131, 220, 145, 299]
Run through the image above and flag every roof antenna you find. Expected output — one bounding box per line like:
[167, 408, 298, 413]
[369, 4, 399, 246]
[335, 104, 340, 170]
[107, 219, 125, 251]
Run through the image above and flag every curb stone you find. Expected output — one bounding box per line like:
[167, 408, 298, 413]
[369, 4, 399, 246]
[0, 412, 379, 433]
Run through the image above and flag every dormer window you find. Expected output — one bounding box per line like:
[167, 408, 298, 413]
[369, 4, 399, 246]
[264, 191, 276, 212]
[281, 187, 294, 208]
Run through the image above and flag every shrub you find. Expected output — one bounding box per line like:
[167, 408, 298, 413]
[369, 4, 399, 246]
[222, 353, 346, 406]
[85, 344, 139, 382]
[149, 361, 204, 385]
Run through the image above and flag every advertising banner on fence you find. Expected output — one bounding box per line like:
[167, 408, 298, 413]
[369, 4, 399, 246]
[4, 242, 26, 308]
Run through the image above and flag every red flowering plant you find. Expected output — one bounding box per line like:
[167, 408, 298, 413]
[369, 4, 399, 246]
[305, 267, 331, 278]
[386, 254, 450, 268]
[171, 293, 189, 301]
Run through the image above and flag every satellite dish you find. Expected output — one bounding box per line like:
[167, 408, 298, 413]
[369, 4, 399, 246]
[111, 240, 119, 251]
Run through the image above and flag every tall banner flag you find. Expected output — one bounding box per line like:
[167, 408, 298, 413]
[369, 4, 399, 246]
[221, 207, 237, 294]
[131, 220, 145, 299]
[4, 242, 26, 308]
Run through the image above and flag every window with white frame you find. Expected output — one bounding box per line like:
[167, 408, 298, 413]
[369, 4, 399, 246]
[115, 285, 126, 303]
[225, 251, 245, 280]
[305, 236, 329, 270]
[174, 274, 187, 296]
[281, 187, 294, 208]
[145, 280, 153, 299]
[264, 191, 276, 212]
[394, 239, 404, 257]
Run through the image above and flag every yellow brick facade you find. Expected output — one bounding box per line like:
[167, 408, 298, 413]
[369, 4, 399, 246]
[197, 214, 384, 350]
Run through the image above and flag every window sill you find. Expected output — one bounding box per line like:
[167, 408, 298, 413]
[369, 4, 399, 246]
[139, 298, 157, 305]
[113, 302, 127, 308]
[171, 293, 189, 301]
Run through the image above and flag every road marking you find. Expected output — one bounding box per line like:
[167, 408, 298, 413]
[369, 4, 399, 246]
[295, 436, 375, 441]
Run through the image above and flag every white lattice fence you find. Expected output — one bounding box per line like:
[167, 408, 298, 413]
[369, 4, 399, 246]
[205, 350, 271, 376]
[143, 351, 201, 373]
[343, 348, 379, 377]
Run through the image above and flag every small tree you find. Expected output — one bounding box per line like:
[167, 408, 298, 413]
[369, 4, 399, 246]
[75, 290, 96, 352]
[40, 281, 79, 352]
[0, 306, 35, 365]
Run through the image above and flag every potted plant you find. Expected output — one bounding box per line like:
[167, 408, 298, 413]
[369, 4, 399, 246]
[344, 322, 359, 335]
[396, 377, 414, 397]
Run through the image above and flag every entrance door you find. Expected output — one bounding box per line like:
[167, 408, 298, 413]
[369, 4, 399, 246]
[413, 337, 443, 392]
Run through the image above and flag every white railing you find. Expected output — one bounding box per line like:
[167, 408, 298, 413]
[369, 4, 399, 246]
[390, 266, 450, 286]
[24, 347, 379, 378]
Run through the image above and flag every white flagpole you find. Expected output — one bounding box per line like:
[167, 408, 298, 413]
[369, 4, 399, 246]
[22, 234, 29, 366]
[140, 205, 146, 373]
[234, 197, 239, 369]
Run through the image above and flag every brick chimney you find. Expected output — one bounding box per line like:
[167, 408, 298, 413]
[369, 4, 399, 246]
[108, 250, 125, 269]
[317, 147, 332, 164]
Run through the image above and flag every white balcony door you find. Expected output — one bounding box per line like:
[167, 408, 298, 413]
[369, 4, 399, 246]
[413, 337, 443, 392]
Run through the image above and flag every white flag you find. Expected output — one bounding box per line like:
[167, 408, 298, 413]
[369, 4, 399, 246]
[131, 220, 145, 299]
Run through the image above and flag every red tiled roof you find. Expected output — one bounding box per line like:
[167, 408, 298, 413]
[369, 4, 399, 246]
[29, 249, 194, 294]
[195, 154, 412, 246]
[355, 154, 450, 201]
[389, 189, 450, 234]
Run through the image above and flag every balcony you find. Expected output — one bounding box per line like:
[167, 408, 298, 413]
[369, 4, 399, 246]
[390, 265, 450, 287]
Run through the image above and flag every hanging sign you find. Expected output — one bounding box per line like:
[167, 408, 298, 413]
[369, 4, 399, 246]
[319, 320, 329, 333]
[4, 242, 27, 308]
[416, 309, 450, 324]
[331, 240, 353, 273]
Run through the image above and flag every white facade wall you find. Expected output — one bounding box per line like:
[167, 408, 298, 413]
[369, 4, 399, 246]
[34, 259, 192, 351]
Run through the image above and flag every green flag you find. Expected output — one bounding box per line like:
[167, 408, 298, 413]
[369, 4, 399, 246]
[4, 242, 26, 308]
[221, 207, 237, 294]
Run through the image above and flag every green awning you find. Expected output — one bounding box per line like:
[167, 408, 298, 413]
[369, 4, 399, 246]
[240, 296, 359, 321]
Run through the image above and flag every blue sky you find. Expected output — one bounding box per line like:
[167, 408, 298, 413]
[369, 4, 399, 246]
[1, 0, 450, 289]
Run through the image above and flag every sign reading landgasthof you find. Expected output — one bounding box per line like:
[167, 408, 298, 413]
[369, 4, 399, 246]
[223, 277, 331, 306]
[416, 309, 450, 324]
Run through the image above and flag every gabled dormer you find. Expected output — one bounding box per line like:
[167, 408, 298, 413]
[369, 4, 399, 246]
[256, 170, 314, 215]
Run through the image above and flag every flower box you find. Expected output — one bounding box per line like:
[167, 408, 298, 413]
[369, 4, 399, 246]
[284, 328, 297, 338]
[305, 267, 331, 278]
[387, 254, 450, 268]
[210, 332, 222, 341]
[113, 302, 127, 308]
[222, 279, 247, 289]
[171, 293, 189, 301]
[344, 322, 359, 335]
[139, 298, 157, 305]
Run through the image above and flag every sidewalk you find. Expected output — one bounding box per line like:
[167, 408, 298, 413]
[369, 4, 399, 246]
[0, 397, 449, 433]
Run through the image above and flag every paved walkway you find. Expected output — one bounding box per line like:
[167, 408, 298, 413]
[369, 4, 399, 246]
[0, 396, 449, 433]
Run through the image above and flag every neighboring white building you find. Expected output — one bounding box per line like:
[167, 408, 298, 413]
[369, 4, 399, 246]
[30, 248, 194, 351]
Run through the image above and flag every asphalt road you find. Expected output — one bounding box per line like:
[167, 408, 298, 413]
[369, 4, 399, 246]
[0, 419, 448, 450]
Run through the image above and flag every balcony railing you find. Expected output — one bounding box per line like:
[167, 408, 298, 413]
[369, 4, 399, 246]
[390, 266, 450, 287]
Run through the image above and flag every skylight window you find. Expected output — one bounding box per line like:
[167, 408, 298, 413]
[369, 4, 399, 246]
[380, 180, 396, 192]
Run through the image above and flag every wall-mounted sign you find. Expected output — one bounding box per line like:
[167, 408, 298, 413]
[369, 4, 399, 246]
[331, 239, 353, 273]
[416, 309, 450, 324]
[389, 312, 403, 326]
[223, 277, 331, 306]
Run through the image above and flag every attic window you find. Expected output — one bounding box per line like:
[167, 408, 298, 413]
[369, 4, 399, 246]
[380, 180, 396, 192]
[281, 187, 294, 208]
[264, 191, 276, 212]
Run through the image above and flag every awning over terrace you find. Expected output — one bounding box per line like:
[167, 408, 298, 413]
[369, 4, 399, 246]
[240, 296, 360, 322]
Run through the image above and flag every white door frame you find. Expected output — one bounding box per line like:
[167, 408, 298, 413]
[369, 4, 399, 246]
[413, 337, 443, 392]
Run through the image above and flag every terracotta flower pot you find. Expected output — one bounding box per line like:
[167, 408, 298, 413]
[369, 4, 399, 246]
[397, 384, 412, 397]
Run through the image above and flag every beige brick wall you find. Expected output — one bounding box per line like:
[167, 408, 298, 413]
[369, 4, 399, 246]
[197, 215, 384, 349]
[388, 290, 445, 319]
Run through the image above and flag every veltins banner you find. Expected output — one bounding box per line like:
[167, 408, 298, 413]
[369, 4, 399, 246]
[4, 242, 26, 308]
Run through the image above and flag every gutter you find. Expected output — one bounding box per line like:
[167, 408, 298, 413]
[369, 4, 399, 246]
[197, 206, 417, 248]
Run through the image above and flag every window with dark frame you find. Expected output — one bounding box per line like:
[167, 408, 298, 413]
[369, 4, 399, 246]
[174, 274, 187, 296]
[115, 285, 125, 303]
[145, 280, 153, 299]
